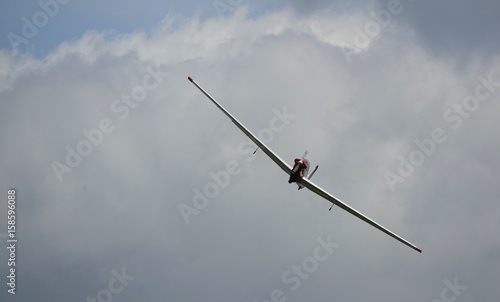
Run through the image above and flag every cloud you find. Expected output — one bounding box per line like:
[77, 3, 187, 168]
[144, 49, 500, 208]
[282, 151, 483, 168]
[286, 0, 500, 59]
[0, 4, 499, 302]
[371, 0, 500, 58]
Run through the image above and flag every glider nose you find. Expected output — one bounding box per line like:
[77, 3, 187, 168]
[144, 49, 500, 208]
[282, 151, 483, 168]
[188, 76, 193, 82]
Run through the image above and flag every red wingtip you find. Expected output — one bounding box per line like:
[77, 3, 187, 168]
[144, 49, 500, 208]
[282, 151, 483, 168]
[416, 247, 422, 253]
[188, 76, 193, 82]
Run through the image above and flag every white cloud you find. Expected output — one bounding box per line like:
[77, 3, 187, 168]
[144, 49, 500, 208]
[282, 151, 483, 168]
[0, 4, 499, 302]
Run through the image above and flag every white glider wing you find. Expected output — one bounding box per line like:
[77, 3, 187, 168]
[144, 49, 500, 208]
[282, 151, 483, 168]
[188, 76, 422, 253]
[300, 178, 422, 253]
[188, 76, 292, 175]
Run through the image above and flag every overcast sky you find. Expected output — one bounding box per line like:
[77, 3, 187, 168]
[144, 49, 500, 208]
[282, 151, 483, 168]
[1, 0, 499, 301]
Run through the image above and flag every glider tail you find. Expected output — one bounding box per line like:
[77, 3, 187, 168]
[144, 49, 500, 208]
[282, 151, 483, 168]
[308, 165, 319, 179]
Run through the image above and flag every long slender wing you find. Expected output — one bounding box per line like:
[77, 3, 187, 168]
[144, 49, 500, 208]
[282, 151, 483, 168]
[188, 76, 292, 175]
[300, 177, 422, 253]
[188, 76, 421, 253]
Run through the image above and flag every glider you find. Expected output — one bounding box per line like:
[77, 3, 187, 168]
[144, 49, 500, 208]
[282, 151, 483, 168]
[188, 76, 422, 253]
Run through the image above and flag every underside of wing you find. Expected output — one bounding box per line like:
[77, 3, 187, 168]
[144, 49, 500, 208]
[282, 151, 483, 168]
[188, 76, 292, 175]
[300, 177, 422, 253]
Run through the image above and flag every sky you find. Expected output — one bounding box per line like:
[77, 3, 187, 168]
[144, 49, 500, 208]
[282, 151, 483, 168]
[0, 0, 499, 301]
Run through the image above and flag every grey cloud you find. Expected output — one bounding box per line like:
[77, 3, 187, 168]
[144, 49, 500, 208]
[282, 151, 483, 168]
[372, 0, 500, 58]
[0, 5, 499, 302]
